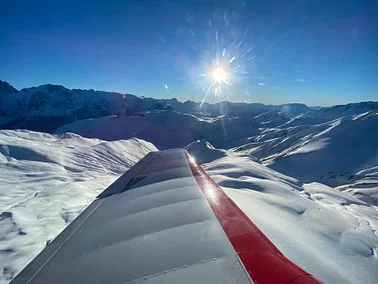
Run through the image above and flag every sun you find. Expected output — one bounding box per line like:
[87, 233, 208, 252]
[211, 67, 227, 82]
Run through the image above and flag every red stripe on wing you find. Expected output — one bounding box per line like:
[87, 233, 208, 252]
[184, 150, 321, 284]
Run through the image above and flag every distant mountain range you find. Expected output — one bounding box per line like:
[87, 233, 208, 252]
[1, 80, 378, 133]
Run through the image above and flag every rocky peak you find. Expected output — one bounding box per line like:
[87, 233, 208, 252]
[0, 80, 18, 94]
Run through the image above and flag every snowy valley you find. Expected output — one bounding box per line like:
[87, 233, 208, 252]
[0, 81, 377, 284]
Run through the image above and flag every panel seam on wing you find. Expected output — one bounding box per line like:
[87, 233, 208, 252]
[127, 174, 197, 190]
[98, 151, 162, 198]
[116, 184, 202, 206]
[136, 165, 192, 178]
[79, 196, 206, 232]
[51, 218, 216, 263]
[124, 256, 229, 284]
[123, 176, 197, 194]
[149, 156, 189, 165]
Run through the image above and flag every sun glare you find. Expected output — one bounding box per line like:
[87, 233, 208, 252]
[212, 67, 227, 82]
[194, 13, 255, 107]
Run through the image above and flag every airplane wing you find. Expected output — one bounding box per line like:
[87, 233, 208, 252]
[11, 148, 321, 284]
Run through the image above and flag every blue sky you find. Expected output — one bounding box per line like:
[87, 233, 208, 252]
[0, 0, 377, 106]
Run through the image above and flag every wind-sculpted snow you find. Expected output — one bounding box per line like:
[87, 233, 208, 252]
[0, 130, 157, 284]
[54, 111, 269, 149]
[55, 112, 218, 149]
[188, 142, 378, 284]
[233, 110, 378, 188]
[185, 140, 228, 164]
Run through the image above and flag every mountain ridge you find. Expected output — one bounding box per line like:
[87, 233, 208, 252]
[1, 80, 377, 134]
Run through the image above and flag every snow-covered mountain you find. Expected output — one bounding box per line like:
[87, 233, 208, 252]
[0, 130, 157, 282]
[0, 81, 175, 132]
[233, 109, 378, 189]
[1, 79, 378, 283]
[2, 79, 378, 141]
[0, 80, 317, 133]
[312, 101, 378, 120]
[53, 111, 270, 149]
[54, 111, 217, 149]
[282, 101, 378, 127]
[0, 81, 18, 94]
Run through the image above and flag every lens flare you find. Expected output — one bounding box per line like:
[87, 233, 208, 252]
[212, 67, 227, 82]
[199, 39, 253, 107]
[182, 9, 257, 107]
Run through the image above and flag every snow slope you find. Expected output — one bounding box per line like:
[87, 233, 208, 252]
[52, 110, 303, 149]
[187, 141, 378, 284]
[233, 110, 378, 187]
[54, 111, 218, 149]
[0, 129, 377, 284]
[54, 111, 267, 149]
[310, 101, 378, 121]
[0, 130, 157, 283]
